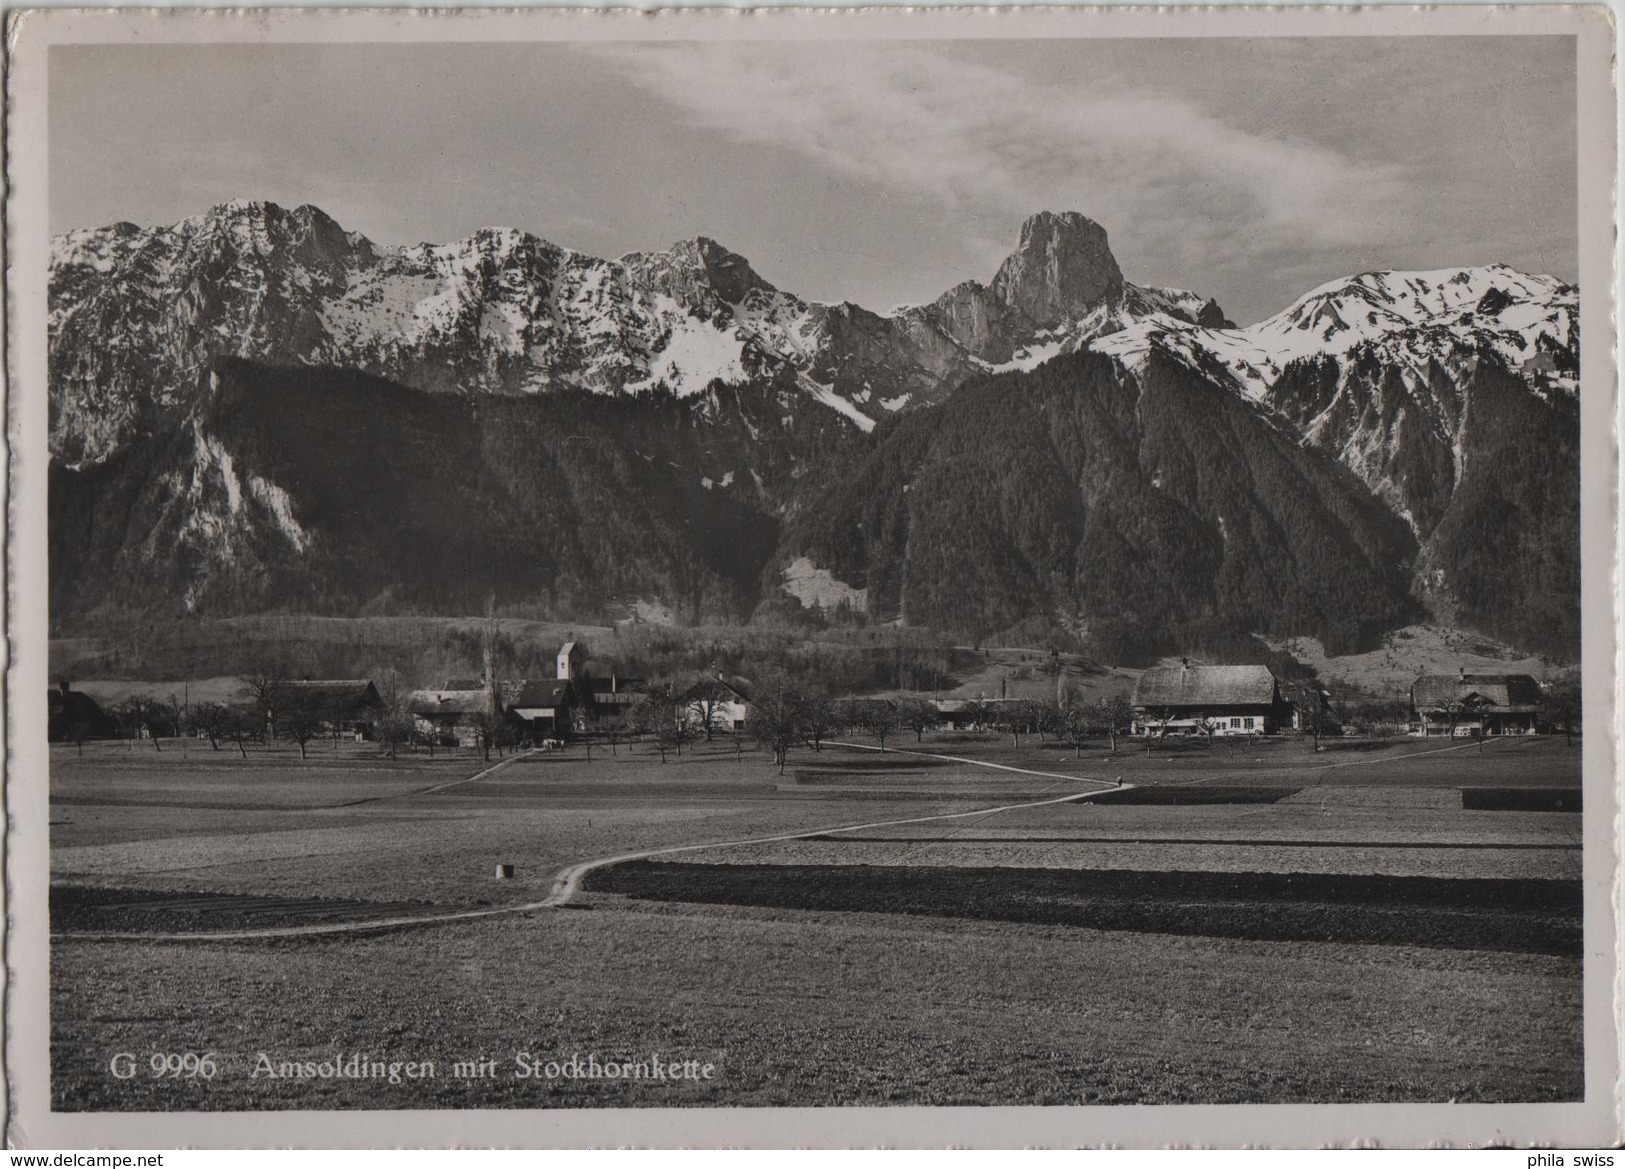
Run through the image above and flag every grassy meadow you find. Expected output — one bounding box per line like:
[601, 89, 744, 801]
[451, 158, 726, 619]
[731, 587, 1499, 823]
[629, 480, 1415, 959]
[49, 731, 1585, 1109]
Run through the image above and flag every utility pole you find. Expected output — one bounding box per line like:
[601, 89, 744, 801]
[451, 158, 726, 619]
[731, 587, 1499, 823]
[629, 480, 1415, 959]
[483, 593, 500, 717]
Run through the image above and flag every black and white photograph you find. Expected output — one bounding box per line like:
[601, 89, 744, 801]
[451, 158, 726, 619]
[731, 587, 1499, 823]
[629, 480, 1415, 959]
[5, 5, 1619, 1149]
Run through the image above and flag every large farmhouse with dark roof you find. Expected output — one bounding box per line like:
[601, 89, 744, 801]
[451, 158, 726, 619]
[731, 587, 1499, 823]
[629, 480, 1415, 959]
[277, 679, 384, 740]
[508, 680, 576, 740]
[48, 679, 115, 742]
[1409, 671, 1543, 737]
[1131, 662, 1294, 736]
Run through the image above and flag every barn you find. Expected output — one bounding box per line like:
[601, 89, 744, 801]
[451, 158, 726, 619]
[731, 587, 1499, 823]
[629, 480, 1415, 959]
[407, 687, 494, 748]
[1410, 671, 1543, 737]
[580, 673, 646, 720]
[277, 679, 384, 741]
[508, 680, 576, 741]
[1131, 662, 1293, 736]
[48, 679, 115, 742]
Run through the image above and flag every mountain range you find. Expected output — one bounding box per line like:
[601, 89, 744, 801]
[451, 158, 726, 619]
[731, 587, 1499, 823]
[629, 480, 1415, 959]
[48, 201, 1581, 662]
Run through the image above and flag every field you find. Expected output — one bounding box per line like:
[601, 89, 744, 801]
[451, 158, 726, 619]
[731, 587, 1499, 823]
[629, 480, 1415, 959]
[48, 731, 1585, 1109]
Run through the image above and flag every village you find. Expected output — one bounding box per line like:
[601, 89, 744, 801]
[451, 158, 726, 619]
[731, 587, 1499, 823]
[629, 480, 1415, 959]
[46, 637, 1576, 763]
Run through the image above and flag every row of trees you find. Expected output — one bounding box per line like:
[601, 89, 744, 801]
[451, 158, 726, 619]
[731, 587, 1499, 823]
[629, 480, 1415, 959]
[743, 679, 1140, 773]
[88, 672, 1152, 770]
[100, 689, 388, 761]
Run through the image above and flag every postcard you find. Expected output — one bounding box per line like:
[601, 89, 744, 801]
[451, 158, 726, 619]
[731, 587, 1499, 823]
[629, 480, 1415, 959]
[5, 4, 1618, 1149]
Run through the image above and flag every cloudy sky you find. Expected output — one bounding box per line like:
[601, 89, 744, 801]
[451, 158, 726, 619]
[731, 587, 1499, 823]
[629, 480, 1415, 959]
[50, 37, 1576, 324]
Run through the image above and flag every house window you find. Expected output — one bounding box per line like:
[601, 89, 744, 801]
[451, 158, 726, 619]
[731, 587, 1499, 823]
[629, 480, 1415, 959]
[1230, 717, 1242, 728]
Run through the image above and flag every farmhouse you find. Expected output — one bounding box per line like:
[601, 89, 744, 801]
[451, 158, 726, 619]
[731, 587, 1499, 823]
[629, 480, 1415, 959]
[278, 679, 384, 741]
[933, 699, 977, 730]
[931, 697, 1033, 731]
[508, 680, 576, 741]
[1410, 670, 1543, 737]
[682, 675, 751, 735]
[580, 673, 646, 718]
[407, 687, 494, 748]
[47, 679, 115, 741]
[1131, 662, 1293, 736]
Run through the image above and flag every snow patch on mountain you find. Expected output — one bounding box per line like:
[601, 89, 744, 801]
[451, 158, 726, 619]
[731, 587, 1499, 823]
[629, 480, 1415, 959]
[806, 382, 877, 433]
[781, 556, 868, 612]
[626, 300, 750, 394]
[1090, 264, 1577, 402]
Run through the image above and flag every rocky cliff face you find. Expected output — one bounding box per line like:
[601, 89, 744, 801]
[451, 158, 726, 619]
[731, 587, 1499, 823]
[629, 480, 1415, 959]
[989, 209, 1124, 327]
[47, 202, 1581, 658]
[48, 202, 1222, 464]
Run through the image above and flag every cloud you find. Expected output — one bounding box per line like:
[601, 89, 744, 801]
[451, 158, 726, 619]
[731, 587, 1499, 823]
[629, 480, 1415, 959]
[581, 41, 1422, 285]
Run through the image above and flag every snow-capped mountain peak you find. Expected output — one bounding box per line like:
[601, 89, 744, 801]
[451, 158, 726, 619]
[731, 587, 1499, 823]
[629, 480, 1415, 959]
[1090, 262, 1576, 402]
[49, 202, 1575, 479]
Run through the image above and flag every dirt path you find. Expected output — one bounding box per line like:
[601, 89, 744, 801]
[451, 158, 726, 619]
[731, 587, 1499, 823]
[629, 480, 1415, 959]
[540, 781, 1121, 910]
[1169, 733, 1528, 786]
[827, 739, 1130, 785]
[324, 748, 535, 807]
[54, 759, 1125, 943]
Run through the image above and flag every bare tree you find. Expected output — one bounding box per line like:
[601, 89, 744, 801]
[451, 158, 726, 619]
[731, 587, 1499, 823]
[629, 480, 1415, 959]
[188, 702, 229, 751]
[373, 708, 413, 760]
[960, 697, 995, 734]
[280, 692, 324, 760]
[1035, 700, 1066, 743]
[1462, 693, 1492, 752]
[325, 692, 352, 751]
[168, 693, 188, 753]
[682, 675, 733, 742]
[632, 693, 682, 762]
[1003, 699, 1044, 747]
[858, 698, 900, 752]
[112, 700, 144, 751]
[749, 672, 805, 773]
[1061, 703, 1092, 760]
[897, 697, 938, 743]
[1142, 705, 1176, 754]
[1095, 694, 1133, 755]
[801, 694, 834, 753]
[119, 696, 168, 752]
[65, 713, 95, 756]
[473, 709, 508, 763]
[220, 706, 256, 759]
[371, 668, 412, 760]
[1295, 685, 1333, 750]
[1544, 674, 1581, 746]
[240, 666, 287, 744]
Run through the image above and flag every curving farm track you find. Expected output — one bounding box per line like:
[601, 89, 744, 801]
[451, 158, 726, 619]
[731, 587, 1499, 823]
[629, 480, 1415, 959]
[52, 750, 1125, 943]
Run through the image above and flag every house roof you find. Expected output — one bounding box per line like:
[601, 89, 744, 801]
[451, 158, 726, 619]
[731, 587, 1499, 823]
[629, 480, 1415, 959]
[511, 680, 572, 709]
[407, 689, 492, 717]
[582, 676, 646, 695]
[48, 689, 107, 719]
[1411, 673, 1543, 713]
[678, 675, 752, 703]
[279, 680, 382, 709]
[1132, 664, 1279, 708]
[932, 697, 1027, 710]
